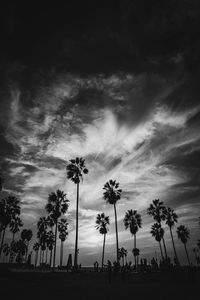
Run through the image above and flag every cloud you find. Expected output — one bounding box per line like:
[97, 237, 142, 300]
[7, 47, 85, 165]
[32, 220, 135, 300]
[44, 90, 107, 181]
[1, 70, 200, 265]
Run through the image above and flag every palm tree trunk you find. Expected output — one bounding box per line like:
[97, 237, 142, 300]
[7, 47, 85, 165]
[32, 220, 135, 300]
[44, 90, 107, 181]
[101, 233, 106, 269]
[113, 202, 119, 263]
[0, 227, 6, 259]
[35, 250, 38, 267]
[169, 227, 179, 265]
[134, 234, 137, 269]
[158, 241, 164, 260]
[184, 243, 191, 266]
[50, 248, 53, 268]
[53, 219, 58, 271]
[60, 240, 63, 267]
[39, 247, 42, 265]
[45, 247, 48, 264]
[74, 181, 79, 269]
[162, 237, 167, 259]
[25, 241, 29, 262]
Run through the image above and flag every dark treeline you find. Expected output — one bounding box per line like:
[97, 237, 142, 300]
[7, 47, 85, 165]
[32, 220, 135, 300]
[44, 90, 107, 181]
[0, 160, 200, 271]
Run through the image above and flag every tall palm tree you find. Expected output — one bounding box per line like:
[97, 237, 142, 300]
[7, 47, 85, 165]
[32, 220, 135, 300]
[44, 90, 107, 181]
[33, 242, 40, 267]
[95, 213, 110, 268]
[164, 207, 179, 265]
[150, 223, 164, 260]
[103, 179, 122, 263]
[21, 229, 33, 261]
[0, 196, 21, 258]
[124, 209, 142, 269]
[9, 216, 23, 243]
[66, 157, 88, 269]
[45, 190, 69, 270]
[177, 225, 191, 265]
[147, 199, 167, 258]
[58, 218, 68, 268]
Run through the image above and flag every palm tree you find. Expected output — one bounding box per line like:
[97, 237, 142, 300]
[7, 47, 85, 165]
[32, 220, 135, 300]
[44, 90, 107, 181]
[46, 230, 54, 267]
[150, 223, 164, 260]
[9, 216, 23, 243]
[21, 229, 33, 261]
[33, 242, 40, 267]
[177, 225, 191, 265]
[103, 179, 122, 263]
[45, 190, 69, 270]
[147, 199, 167, 258]
[132, 248, 140, 267]
[164, 207, 179, 265]
[37, 217, 48, 265]
[66, 157, 88, 269]
[0, 196, 21, 258]
[123, 209, 142, 268]
[58, 218, 68, 268]
[95, 213, 110, 269]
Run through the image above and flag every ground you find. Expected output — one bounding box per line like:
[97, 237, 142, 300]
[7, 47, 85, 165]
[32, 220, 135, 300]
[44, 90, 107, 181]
[0, 268, 199, 300]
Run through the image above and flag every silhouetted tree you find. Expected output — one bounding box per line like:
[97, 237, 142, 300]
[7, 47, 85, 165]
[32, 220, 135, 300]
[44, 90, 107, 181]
[46, 230, 54, 267]
[0, 196, 20, 258]
[45, 190, 69, 270]
[150, 223, 164, 260]
[95, 213, 110, 268]
[66, 157, 88, 269]
[177, 225, 191, 265]
[21, 229, 33, 261]
[147, 199, 167, 258]
[164, 207, 179, 265]
[58, 218, 68, 267]
[103, 180, 122, 263]
[9, 216, 23, 243]
[124, 209, 142, 269]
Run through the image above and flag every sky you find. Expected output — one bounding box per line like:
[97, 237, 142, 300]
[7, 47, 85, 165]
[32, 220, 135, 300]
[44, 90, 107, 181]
[0, 1, 200, 266]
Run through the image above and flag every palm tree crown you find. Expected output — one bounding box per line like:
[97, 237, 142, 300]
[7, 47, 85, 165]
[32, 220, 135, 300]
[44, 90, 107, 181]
[177, 225, 190, 244]
[164, 207, 178, 227]
[95, 213, 110, 235]
[58, 218, 68, 242]
[147, 199, 165, 223]
[103, 180, 122, 205]
[45, 190, 69, 221]
[124, 209, 142, 235]
[150, 223, 164, 242]
[66, 157, 88, 184]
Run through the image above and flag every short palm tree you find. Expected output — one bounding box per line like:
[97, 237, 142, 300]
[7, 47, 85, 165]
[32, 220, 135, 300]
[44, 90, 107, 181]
[147, 199, 167, 258]
[45, 190, 69, 270]
[66, 157, 88, 269]
[150, 223, 164, 260]
[177, 225, 191, 265]
[164, 207, 179, 265]
[103, 180, 122, 263]
[95, 213, 110, 268]
[124, 209, 142, 268]
[58, 218, 68, 267]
